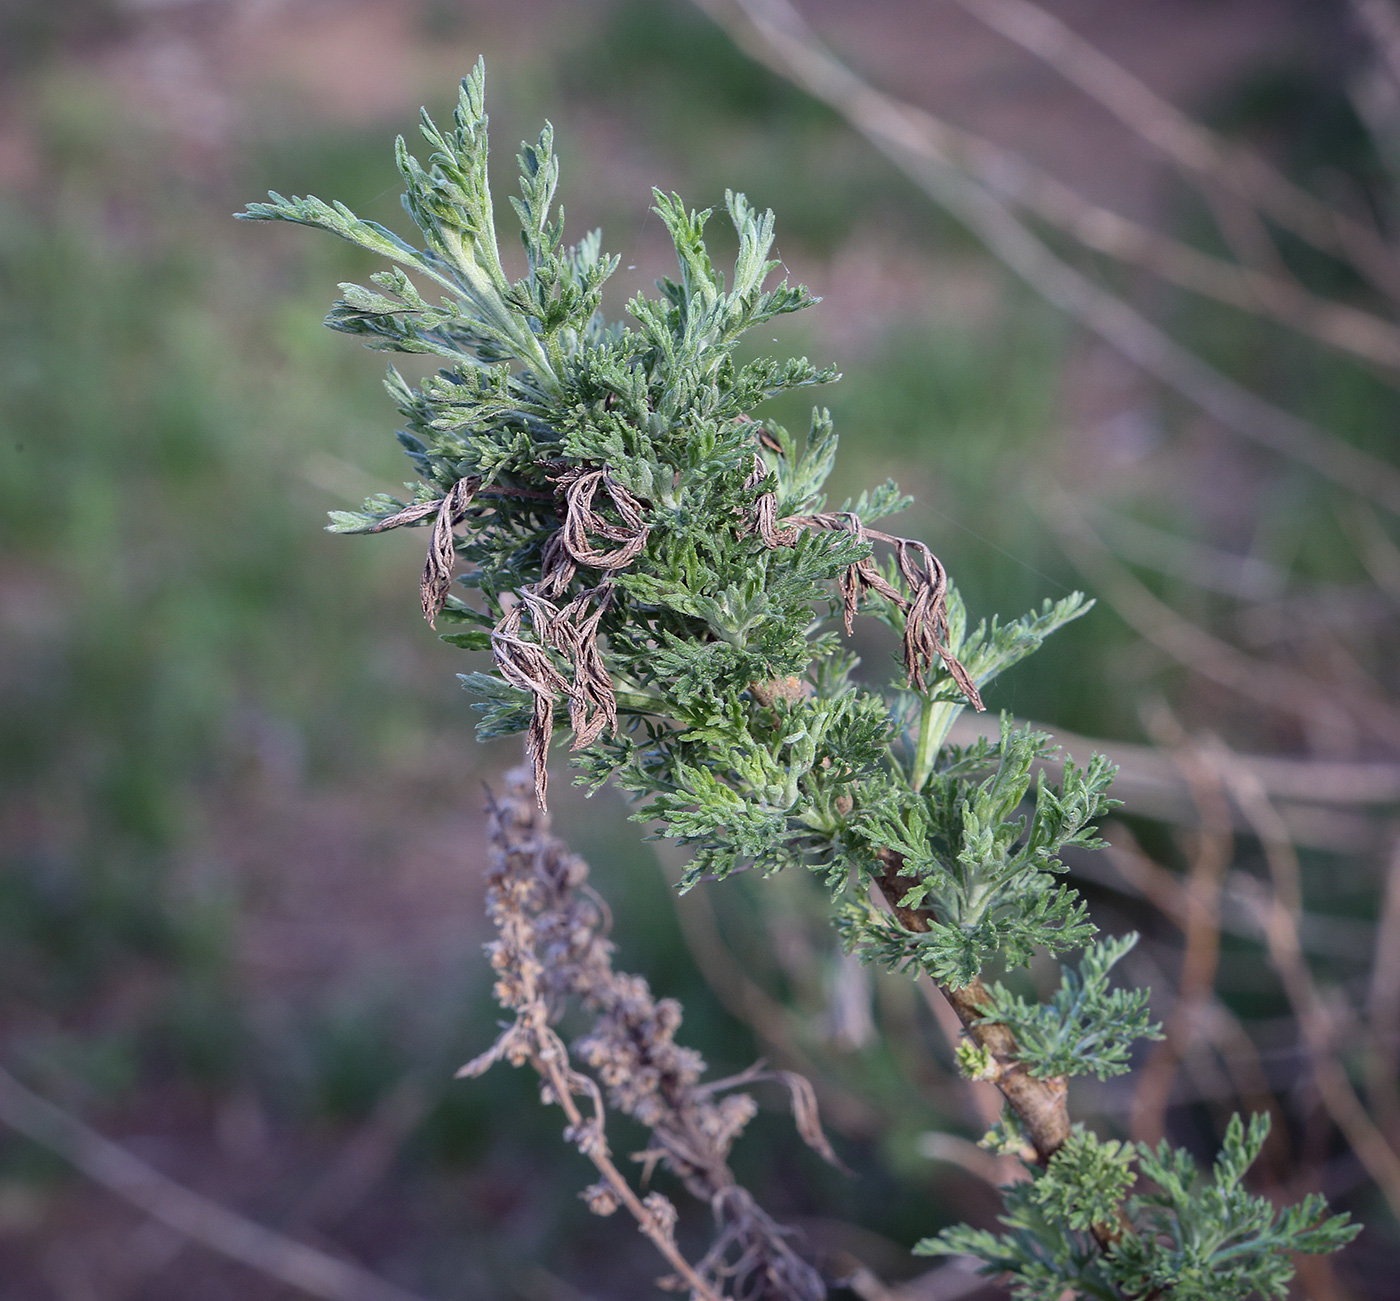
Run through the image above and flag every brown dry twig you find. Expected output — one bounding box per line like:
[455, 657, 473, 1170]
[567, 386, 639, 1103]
[0, 1067, 425, 1301]
[1212, 748, 1400, 1226]
[664, 869, 884, 1139]
[463, 766, 832, 1301]
[692, 0, 1400, 516]
[1040, 485, 1400, 747]
[1367, 836, 1400, 1146]
[460, 776, 727, 1301]
[1128, 706, 1235, 1148]
[951, 0, 1400, 302]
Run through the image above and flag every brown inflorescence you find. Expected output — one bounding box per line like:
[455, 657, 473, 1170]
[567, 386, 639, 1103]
[462, 766, 830, 1301]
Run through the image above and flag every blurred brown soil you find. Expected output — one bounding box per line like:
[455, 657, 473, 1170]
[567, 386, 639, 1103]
[217, 752, 494, 999]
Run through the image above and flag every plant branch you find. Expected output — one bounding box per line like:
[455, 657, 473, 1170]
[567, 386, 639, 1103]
[265, 62, 1363, 1297]
[871, 851, 1071, 1163]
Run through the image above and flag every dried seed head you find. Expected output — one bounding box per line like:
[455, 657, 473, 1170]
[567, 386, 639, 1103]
[642, 1191, 680, 1236]
[471, 768, 830, 1300]
[582, 1181, 620, 1216]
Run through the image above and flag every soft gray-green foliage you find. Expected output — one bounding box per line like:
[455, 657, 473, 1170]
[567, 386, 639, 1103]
[923, 1115, 1359, 1300]
[835, 717, 1112, 985]
[241, 61, 1358, 1300]
[975, 932, 1164, 1080]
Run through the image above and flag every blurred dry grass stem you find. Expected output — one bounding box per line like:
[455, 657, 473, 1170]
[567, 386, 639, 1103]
[1351, 0, 1400, 94]
[951, 0, 1400, 301]
[1128, 705, 1235, 1148]
[1367, 839, 1400, 1147]
[1218, 753, 1400, 1225]
[1104, 829, 1286, 1129]
[1040, 486, 1400, 748]
[0, 1067, 426, 1301]
[665, 870, 884, 1139]
[695, 0, 1400, 515]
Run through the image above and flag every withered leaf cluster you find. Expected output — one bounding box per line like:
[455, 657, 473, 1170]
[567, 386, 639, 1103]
[489, 469, 648, 805]
[761, 506, 982, 707]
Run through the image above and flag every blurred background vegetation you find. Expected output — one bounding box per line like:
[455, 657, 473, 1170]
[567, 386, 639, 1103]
[3, 0, 1400, 1297]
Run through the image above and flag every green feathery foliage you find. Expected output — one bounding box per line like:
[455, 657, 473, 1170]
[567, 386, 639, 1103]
[922, 1115, 1359, 1300]
[241, 60, 1359, 1300]
[974, 932, 1164, 1081]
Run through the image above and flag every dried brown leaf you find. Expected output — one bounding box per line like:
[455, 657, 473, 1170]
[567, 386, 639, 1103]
[358, 499, 443, 532]
[769, 1070, 849, 1174]
[769, 510, 983, 710]
[419, 477, 481, 626]
[558, 468, 650, 570]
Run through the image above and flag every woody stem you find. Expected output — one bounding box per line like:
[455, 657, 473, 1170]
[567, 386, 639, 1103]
[873, 849, 1071, 1160]
[873, 849, 1138, 1254]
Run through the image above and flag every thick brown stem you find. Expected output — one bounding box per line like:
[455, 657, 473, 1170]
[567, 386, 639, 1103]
[873, 851, 1070, 1162]
[874, 850, 1137, 1256]
[940, 980, 1071, 1162]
